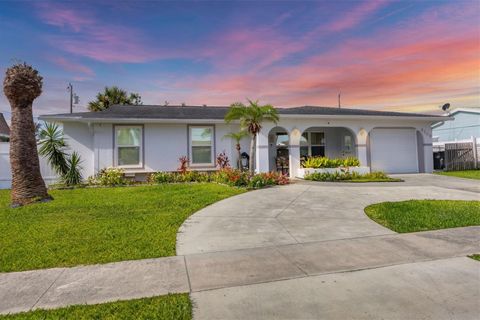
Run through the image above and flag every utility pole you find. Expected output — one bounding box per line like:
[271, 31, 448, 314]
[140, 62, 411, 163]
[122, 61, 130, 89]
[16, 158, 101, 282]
[338, 91, 341, 108]
[67, 83, 79, 113]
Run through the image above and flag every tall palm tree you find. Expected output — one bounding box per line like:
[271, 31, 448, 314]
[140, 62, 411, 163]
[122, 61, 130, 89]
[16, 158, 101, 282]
[3, 63, 51, 206]
[224, 130, 249, 170]
[88, 86, 142, 111]
[225, 99, 279, 174]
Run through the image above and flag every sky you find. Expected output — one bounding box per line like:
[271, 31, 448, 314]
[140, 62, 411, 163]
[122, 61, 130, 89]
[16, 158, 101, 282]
[0, 0, 479, 120]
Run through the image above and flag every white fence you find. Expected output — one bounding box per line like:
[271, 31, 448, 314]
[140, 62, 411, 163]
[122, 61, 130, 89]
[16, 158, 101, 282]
[0, 142, 58, 189]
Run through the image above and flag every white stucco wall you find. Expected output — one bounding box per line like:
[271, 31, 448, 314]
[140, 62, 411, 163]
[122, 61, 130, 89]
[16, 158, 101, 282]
[57, 116, 434, 179]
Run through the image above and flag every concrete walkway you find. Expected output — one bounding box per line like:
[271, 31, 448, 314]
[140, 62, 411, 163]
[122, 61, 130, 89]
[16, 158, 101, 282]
[1, 226, 479, 315]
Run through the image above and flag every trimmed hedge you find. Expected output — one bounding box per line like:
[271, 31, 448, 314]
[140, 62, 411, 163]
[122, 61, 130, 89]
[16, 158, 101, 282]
[302, 156, 360, 168]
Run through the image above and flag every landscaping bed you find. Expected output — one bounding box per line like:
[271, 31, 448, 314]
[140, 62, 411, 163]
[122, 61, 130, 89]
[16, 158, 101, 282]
[304, 171, 401, 182]
[435, 169, 480, 180]
[365, 200, 480, 233]
[0, 294, 191, 320]
[0, 184, 244, 272]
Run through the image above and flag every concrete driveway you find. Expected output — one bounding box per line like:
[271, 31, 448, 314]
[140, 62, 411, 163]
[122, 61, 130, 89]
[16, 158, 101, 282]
[177, 174, 479, 255]
[177, 174, 480, 319]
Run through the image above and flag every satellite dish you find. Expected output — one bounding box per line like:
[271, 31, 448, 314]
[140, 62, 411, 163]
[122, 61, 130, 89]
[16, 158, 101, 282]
[441, 103, 450, 111]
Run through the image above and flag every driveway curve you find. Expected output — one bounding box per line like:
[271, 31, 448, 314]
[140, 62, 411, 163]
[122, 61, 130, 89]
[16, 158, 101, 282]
[177, 174, 479, 255]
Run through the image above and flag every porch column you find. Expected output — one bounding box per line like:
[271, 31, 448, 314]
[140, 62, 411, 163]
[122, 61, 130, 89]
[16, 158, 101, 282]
[255, 131, 269, 173]
[289, 128, 302, 178]
[356, 128, 369, 171]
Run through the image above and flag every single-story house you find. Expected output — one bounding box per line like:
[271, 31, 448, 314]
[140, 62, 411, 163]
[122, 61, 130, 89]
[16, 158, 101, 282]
[39, 105, 449, 179]
[0, 113, 10, 142]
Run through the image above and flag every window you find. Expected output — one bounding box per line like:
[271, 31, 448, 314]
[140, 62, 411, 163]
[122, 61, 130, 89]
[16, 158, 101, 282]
[189, 126, 214, 166]
[115, 126, 143, 168]
[300, 131, 325, 158]
[344, 135, 353, 153]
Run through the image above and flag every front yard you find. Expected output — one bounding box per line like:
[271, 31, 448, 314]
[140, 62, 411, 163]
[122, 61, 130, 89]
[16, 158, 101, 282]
[0, 183, 244, 272]
[435, 169, 480, 180]
[0, 294, 191, 320]
[365, 200, 480, 233]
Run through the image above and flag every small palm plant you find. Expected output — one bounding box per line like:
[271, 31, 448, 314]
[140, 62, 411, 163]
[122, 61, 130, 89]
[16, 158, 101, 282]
[38, 122, 83, 185]
[224, 130, 249, 170]
[62, 152, 83, 185]
[225, 99, 279, 174]
[38, 122, 69, 176]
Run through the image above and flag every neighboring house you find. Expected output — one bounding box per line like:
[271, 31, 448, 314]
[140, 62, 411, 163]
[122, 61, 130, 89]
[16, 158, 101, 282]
[432, 108, 480, 142]
[39, 105, 449, 179]
[0, 113, 10, 142]
[432, 108, 480, 170]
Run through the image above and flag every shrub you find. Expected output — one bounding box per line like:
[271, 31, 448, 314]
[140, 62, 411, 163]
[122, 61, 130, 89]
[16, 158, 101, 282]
[305, 170, 392, 182]
[177, 156, 189, 173]
[343, 156, 360, 167]
[216, 151, 231, 169]
[212, 168, 249, 187]
[149, 171, 175, 184]
[88, 168, 126, 186]
[302, 156, 360, 168]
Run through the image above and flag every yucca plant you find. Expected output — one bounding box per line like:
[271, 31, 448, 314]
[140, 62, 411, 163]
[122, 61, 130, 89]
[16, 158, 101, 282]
[38, 122, 69, 176]
[61, 152, 82, 185]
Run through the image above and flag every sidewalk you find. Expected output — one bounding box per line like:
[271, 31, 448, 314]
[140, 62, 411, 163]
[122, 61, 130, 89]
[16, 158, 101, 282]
[1, 226, 479, 315]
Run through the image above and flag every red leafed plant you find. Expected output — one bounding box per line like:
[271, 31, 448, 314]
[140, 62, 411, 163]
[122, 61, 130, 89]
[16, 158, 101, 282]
[177, 156, 189, 174]
[216, 151, 231, 169]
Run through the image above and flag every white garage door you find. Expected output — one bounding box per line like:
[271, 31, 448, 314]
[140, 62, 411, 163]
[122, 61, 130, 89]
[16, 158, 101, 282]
[370, 128, 418, 173]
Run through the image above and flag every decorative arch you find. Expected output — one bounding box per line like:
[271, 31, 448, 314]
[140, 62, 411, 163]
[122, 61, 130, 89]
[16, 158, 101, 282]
[267, 126, 290, 173]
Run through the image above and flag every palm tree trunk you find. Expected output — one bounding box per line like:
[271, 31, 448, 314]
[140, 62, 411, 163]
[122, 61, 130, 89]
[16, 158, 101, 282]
[249, 134, 256, 174]
[236, 144, 242, 170]
[3, 63, 51, 207]
[10, 104, 51, 206]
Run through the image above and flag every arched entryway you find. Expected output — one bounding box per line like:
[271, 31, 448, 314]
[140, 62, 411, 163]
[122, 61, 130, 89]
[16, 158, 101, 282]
[268, 126, 290, 174]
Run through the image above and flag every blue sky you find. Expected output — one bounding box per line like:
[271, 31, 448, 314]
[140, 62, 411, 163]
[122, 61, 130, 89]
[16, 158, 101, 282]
[0, 0, 479, 120]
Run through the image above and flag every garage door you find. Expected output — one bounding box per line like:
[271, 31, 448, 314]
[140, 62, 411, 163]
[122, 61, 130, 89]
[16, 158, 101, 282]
[370, 128, 418, 173]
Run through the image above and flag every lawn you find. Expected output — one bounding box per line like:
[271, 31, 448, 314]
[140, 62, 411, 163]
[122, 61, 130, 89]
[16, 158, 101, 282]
[469, 254, 480, 261]
[0, 294, 191, 320]
[364, 200, 480, 233]
[0, 183, 244, 272]
[435, 169, 480, 180]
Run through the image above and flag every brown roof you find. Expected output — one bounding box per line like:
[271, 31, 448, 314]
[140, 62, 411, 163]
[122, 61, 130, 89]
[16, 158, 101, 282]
[0, 113, 10, 136]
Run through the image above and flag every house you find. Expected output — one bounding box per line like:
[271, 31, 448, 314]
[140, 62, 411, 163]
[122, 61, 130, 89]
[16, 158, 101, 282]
[432, 108, 480, 170]
[39, 105, 449, 179]
[0, 113, 9, 142]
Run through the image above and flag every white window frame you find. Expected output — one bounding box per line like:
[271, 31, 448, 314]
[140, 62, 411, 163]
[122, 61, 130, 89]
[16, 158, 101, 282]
[301, 131, 325, 157]
[114, 125, 143, 169]
[188, 125, 215, 167]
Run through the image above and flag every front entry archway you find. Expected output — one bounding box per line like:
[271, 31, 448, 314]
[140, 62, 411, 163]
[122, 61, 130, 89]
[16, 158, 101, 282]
[268, 127, 289, 174]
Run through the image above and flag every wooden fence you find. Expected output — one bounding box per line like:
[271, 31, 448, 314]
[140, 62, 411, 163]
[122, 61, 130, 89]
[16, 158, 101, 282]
[444, 142, 477, 171]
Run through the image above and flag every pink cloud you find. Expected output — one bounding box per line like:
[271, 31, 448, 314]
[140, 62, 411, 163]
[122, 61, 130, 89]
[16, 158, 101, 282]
[50, 56, 94, 77]
[36, 3, 94, 32]
[325, 0, 387, 32]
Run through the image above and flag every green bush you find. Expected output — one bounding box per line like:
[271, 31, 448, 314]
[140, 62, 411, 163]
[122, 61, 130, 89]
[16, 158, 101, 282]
[88, 168, 127, 186]
[302, 156, 360, 168]
[305, 170, 393, 182]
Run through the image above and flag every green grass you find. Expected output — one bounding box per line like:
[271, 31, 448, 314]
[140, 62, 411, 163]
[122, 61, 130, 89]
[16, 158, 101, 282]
[0, 184, 244, 272]
[364, 200, 480, 233]
[0, 294, 191, 320]
[469, 254, 480, 261]
[435, 169, 480, 180]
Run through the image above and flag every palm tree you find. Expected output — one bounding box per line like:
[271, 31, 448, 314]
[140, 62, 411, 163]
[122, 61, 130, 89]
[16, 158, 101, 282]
[88, 86, 142, 111]
[225, 99, 279, 174]
[3, 63, 51, 206]
[224, 130, 249, 170]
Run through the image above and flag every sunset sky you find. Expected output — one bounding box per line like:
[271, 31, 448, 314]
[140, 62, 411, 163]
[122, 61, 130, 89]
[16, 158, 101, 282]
[0, 0, 479, 119]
